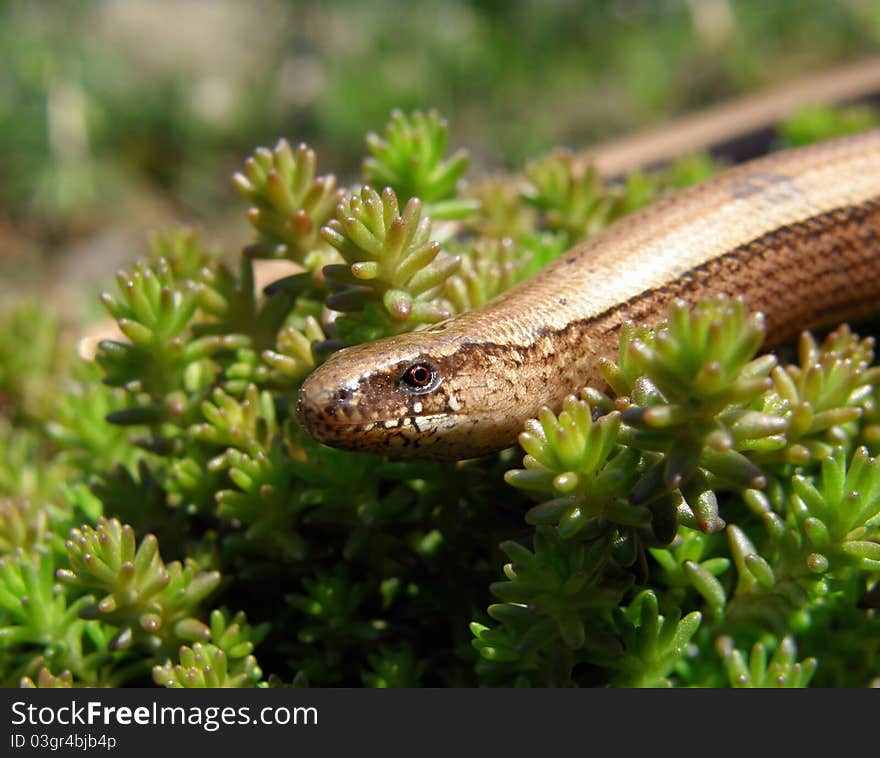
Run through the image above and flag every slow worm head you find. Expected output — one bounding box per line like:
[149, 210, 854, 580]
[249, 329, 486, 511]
[299, 130, 880, 459]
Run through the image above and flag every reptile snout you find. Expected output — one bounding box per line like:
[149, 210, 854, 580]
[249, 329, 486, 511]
[297, 370, 353, 444]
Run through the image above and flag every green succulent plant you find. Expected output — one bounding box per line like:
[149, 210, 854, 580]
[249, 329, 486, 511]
[2, 106, 880, 689]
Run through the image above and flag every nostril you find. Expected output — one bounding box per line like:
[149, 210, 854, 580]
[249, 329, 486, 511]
[335, 388, 350, 402]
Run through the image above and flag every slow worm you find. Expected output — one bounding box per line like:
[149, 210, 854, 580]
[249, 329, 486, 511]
[298, 128, 880, 459]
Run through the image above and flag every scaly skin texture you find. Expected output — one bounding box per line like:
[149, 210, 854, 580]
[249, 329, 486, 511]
[298, 130, 880, 459]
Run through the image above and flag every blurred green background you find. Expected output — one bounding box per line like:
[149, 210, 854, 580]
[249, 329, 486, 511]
[2, 0, 880, 312]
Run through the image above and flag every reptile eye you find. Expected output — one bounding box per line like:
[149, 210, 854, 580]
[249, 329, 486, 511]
[401, 362, 437, 392]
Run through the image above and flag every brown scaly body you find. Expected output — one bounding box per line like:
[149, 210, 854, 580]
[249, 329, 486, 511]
[298, 130, 880, 459]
